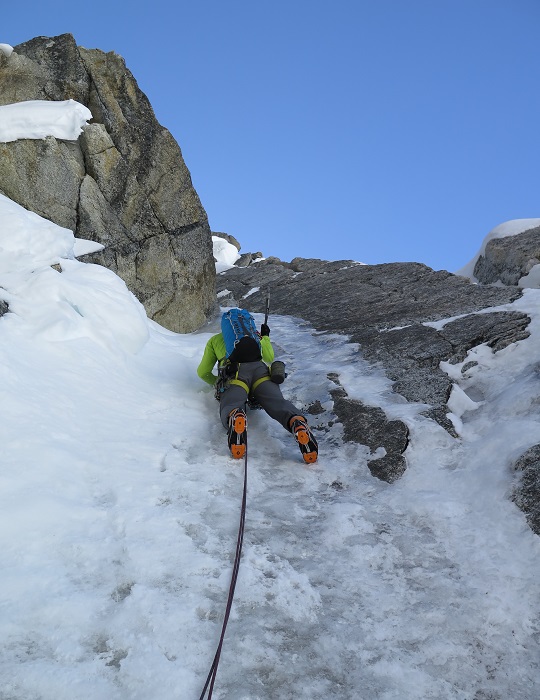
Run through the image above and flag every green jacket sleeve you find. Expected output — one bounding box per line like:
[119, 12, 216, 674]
[261, 336, 274, 364]
[197, 334, 227, 385]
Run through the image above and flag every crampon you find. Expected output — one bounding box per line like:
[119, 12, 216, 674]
[289, 415, 318, 464]
[227, 408, 247, 459]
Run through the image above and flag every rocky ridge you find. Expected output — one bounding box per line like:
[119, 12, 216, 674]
[216, 252, 533, 492]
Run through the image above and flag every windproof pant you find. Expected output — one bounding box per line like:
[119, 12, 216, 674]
[219, 360, 300, 431]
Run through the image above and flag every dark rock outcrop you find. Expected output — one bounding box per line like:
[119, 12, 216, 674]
[512, 445, 540, 535]
[329, 374, 409, 483]
[0, 33, 216, 332]
[473, 226, 540, 285]
[236, 252, 264, 267]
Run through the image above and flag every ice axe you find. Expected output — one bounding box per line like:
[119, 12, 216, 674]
[264, 288, 270, 325]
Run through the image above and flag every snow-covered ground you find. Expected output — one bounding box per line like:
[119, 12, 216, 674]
[1, 98, 540, 699]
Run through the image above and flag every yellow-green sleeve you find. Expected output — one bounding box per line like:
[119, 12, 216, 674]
[197, 334, 227, 385]
[261, 336, 274, 364]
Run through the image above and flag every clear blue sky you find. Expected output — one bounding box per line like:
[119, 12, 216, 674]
[3, 1, 540, 271]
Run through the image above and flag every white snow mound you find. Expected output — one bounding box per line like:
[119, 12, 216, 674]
[0, 99, 92, 142]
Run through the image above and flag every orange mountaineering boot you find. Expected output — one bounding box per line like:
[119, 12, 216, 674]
[227, 408, 247, 459]
[289, 415, 318, 464]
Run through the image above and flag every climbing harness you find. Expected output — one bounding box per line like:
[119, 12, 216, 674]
[214, 362, 272, 403]
[199, 408, 248, 699]
[229, 372, 271, 395]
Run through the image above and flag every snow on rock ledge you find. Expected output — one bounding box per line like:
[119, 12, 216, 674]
[213, 236, 240, 273]
[456, 219, 540, 287]
[0, 100, 92, 143]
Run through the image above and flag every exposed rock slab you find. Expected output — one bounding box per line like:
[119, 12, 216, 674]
[0, 33, 216, 332]
[328, 374, 409, 483]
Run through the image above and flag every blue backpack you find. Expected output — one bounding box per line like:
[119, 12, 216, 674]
[221, 309, 261, 362]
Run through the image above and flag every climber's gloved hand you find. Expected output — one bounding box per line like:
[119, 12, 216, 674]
[260, 323, 270, 337]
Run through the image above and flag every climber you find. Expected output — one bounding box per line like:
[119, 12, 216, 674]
[197, 308, 318, 463]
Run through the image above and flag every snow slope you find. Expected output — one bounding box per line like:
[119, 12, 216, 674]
[0, 100, 539, 699]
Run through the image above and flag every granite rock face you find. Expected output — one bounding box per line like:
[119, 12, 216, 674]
[473, 226, 540, 286]
[0, 33, 216, 332]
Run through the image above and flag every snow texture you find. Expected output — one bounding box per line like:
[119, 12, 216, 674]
[0, 99, 92, 142]
[213, 236, 240, 273]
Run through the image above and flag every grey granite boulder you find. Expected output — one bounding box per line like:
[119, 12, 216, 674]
[473, 226, 540, 286]
[236, 252, 264, 267]
[0, 33, 216, 332]
[512, 445, 540, 535]
[0, 136, 84, 231]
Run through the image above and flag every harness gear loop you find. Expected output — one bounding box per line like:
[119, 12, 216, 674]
[214, 359, 237, 401]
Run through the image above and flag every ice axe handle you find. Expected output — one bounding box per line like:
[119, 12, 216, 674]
[264, 290, 270, 325]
